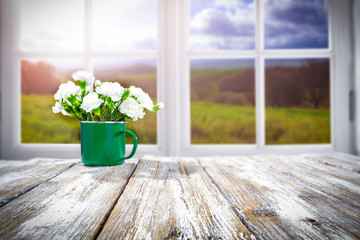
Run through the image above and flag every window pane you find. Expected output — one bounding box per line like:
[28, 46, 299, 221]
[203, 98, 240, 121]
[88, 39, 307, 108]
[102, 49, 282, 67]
[19, 0, 84, 51]
[265, 58, 330, 144]
[21, 59, 84, 143]
[94, 59, 157, 144]
[191, 59, 255, 144]
[190, 0, 255, 50]
[92, 0, 157, 50]
[264, 0, 329, 49]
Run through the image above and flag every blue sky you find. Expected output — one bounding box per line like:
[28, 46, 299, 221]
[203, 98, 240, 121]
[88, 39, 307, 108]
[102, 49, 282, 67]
[190, 0, 328, 50]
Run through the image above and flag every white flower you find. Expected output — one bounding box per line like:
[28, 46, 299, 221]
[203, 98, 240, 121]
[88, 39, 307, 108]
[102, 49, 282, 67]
[52, 102, 71, 116]
[54, 81, 81, 103]
[119, 97, 145, 121]
[157, 102, 164, 109]
[80, 93, 104, 112]
[129, 86, 154, 110]
[96, 82, 124, 102]
[86, 85, 93, 93]
[94, 79, 101, 87]
[72, 70, 95, 86]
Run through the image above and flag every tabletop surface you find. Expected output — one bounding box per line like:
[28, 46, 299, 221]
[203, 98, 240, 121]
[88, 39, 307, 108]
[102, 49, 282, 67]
[0, 153, 359, 239]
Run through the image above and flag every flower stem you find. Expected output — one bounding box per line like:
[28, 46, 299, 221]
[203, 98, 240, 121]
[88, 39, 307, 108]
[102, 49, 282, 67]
[70, 108, 81, 121]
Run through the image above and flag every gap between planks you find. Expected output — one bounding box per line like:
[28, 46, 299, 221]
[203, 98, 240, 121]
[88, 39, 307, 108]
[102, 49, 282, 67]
[0, 159, 140, 239]
[196, 158, 259, 238]
[93, 159, 141, 240]
[0, 160, 79, 208]
[98, 156, 257, 239]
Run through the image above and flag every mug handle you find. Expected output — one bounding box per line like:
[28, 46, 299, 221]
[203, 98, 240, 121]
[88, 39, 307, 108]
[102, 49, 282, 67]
[119, 129, 138, 160]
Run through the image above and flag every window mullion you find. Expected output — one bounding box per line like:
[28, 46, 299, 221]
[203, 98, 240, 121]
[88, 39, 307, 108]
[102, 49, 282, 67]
[84, 0, 92, 72]
[256, 0, 265, 149]
[159, 0, 184, 156]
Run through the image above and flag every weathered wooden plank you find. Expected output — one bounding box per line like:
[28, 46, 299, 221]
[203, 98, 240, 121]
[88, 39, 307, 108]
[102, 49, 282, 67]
[0, 158, 79, 207]
[250, 154, 360, 239]
[304, 153, 360, 173]
[298, 153, 360, 189]
[98, 156, 253, 239]
[0, 159, 138, 239]
[199, 156, 335, 240]
[200, 155, 360, 239]
[330, 152, 360, 164]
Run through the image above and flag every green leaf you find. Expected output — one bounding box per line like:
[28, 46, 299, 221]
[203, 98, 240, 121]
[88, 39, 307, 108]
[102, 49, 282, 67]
[74, 106, 82, 115]
[122, 89, 130, 101]
[80, 80, 86, 92]
[66, 95, 80, 106]
[152, 103, 164, 112]
[64, 107, 74, 117]
[152, 105, 160, 112]
[92, 106, 101, 116]
[109, 101, 115, 109]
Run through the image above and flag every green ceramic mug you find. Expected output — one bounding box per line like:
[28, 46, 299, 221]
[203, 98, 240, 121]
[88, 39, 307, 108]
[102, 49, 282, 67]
[80, 121, 138, 166]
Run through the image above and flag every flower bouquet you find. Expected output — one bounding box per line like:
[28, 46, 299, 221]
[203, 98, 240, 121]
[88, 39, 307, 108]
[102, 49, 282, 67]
[52, 70, 163, 166]
[52, 70, 163, 121]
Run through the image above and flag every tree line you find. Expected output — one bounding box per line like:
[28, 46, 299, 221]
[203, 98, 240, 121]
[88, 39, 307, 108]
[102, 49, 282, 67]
[191, 59, 329, 109]
[22, 59, 329, 109]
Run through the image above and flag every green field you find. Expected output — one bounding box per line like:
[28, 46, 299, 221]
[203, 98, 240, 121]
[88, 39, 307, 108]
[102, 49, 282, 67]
[191, 102, 256, 144]
[21, 95, 156, 144]
[265, 107, 330, 144]
[21, 95, 330, 145]
[191, 102, 330, 144]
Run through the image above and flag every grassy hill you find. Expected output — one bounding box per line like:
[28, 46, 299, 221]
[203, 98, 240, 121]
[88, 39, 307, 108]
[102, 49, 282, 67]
[21, 95, 330, 145]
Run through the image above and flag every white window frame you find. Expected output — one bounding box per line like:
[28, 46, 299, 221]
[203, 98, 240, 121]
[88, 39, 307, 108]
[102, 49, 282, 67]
[165, 0, 355, 156]
[0, 0, 356, 159]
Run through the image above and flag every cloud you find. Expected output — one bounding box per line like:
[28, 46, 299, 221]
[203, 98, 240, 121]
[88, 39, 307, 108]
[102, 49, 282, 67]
[265, 0, 328, 49]
[190, 0, 255, 50]
[267, 0, 327, 26]
[191, 9, 238, 37]
[133, 38, 157, 50]
[214, 0, 243, 9]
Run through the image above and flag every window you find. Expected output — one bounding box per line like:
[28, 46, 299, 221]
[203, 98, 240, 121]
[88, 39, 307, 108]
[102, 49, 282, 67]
[19, 0, 158, 146]
[190, 59, 256, 144]
[188, 0, 331, 149]
[0, 0, 355, 159]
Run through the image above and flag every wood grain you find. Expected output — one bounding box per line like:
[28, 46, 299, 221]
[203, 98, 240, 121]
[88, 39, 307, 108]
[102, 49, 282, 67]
[0, 154, 359, 239]
[251, 154, 360, 239]
[0, 158, 78, 207]
[0, 159, 138, 239]
[98, 156, 253, 239]
[199, 156, 311, 239]
[200, 155, 360, 239]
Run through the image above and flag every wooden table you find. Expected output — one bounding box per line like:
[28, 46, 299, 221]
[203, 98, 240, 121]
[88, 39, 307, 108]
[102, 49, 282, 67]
[0, 153, 359, 239]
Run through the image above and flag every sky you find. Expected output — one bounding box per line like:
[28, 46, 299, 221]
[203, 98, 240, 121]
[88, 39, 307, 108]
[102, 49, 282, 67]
[20, 0, 84, 51]
[19, 0, 157, 51]
[91, 0, 157, 50]
[264, 0, 328, 49]
[190, 0, 329, 50]
[19, 0, 328, 51]
[190, 0, 256, 50]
